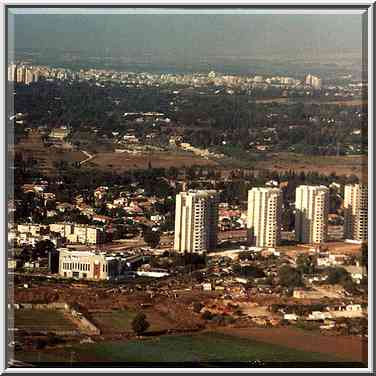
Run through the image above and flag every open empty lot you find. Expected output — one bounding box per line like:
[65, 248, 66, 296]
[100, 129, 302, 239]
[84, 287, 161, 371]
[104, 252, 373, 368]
[86, 151, 218, 171]
[91, 308, 176, 333]
[13, 131, 85, 175]
[255, 98, 366, 107]
[216, 327, 367, 363]
[255, 153, 367, 179]
[14, 309, 77, 333]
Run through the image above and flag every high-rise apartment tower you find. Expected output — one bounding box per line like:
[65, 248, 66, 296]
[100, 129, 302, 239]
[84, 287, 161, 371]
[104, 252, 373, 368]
[174, 190, 218, 253]
[247, 187, 282, 247]
[344, 184, 368, 242]
[295, 185, 329, 244]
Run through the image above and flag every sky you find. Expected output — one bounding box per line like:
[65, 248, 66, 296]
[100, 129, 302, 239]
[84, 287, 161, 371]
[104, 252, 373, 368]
[8, 10, 365, 63]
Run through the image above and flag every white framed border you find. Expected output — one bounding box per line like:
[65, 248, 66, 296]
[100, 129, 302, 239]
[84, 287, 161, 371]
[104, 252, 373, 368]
[0, 0, 373, 373]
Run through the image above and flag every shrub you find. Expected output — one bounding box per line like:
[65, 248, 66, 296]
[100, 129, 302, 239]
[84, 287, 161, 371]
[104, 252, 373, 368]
[192, 302, 204, 313]
[131, 312, 150, 335]
[201, 311, 213, 320]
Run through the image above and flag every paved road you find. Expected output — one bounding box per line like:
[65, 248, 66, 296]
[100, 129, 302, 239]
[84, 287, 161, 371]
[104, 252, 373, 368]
[79, 150, 94, 165]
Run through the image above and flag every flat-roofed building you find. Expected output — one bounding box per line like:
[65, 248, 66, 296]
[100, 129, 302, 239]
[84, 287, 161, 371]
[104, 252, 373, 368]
[49, 223, 74, 238]
[344, 184, 368, 242]
[247, 187, 282, 247]
[174, 190, 218, 253]
[295, 185, 329, 244]
[58, 249, 141, 280]
[73, 225, 104, 245]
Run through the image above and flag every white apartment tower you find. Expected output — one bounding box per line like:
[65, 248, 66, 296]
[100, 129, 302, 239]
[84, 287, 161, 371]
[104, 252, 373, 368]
[16, 66, 26, 83]
[305, 74, 322, 90]
[25, 69, 34, 85]
[295, 185, 329, 244]
[174, 190, 218, 253]
[247, 187, 282, 247]
[8, 64, 17, 81]
[344, 184, 368, 242]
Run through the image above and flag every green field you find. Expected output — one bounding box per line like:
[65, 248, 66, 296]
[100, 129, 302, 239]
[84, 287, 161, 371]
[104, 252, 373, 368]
[91, 309, 174, 333]
[14, 309, 77, 332]
[16, 332, 348, 365]
[91, 310, 137, 331]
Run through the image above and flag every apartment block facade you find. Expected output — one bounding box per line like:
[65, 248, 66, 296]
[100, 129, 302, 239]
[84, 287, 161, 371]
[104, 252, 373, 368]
[247, 187, 282, 247]
[174, 190, 218, 253]
[344, 184, 368, 242]
[295, 185, 329, 244]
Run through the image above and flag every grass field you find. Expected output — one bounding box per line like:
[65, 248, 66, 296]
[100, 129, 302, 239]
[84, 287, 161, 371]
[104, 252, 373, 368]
[14, 309, 77, 332]
[15, 332, 350, 365]
[91, 308, 175, 333]
[91, 310, 137, 332]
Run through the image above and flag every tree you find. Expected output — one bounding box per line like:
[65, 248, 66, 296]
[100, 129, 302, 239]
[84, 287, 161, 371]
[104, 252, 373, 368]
[326, 267, 352, 286]
[192, 302, 204, 313]
[278, 265, 303, 287]
[359, 243, 368, 270]
[296, 254, 316, 274]
[131, 312, 150, 336]
[201, 311, 213, 320]
[34, 239, 55, 259]
[143, 228, 161, 249]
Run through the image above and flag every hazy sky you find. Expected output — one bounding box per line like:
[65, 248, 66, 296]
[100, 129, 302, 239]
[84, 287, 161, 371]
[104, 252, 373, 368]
[9, 10, 365, 61]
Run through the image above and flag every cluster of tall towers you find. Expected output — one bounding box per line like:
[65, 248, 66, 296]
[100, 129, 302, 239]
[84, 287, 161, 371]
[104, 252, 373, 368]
[8, 64, 39, 85]
[173, 184, 367, 254]
[305, 74, 322, 90]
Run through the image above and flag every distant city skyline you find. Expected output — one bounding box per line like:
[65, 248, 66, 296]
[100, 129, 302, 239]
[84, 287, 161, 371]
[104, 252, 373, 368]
[8, 10, 365, 65]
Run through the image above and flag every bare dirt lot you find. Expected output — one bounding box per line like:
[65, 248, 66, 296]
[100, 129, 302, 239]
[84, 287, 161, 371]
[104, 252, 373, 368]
[279, 241, 362, 258]
[13, 130, 85, 174]
[14, 282, 203, 335]
[216, 326, 367, 362]
[255, 98, 366, 107]
[255, 153, 367, 179]
[87, 151, 218, 171]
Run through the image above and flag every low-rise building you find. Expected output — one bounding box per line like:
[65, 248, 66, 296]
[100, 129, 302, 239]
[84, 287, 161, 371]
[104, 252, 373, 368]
[307, 311, 332, 321]
[293, 288, 326, 300]
[49, 127, 70, 140]
[58, 248, 127, 280]
[343, 265, 365, 284]
[284, 313, 299, 321]
[73, 225, 104, 245]
[317, 253, 348, 267]
[17, 224, 42, 236]
[49, 223, 74, 238]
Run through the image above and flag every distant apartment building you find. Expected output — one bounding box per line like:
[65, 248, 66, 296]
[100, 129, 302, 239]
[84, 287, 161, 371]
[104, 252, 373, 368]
[247, 187, 282, 247]
[295, 185, 329, 244]
[17, 224, 44, 237]
[174, 190, 218, 253]
[49, 223, 104, 245]
[25, 69, 34, 85]
[49, 127, 70, 140]
[7, 64, 17, 81]
[68, 225, 104, 245]
[49, 223, 74, 238]
[16, 66, 26, 83]
[9, 65, 38, 85]
[344, 184, 368, 242]
[305, 74, 322, 90]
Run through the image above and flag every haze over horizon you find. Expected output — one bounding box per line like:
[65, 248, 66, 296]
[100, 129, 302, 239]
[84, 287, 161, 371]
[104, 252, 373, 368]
[9, 11, 365, 65]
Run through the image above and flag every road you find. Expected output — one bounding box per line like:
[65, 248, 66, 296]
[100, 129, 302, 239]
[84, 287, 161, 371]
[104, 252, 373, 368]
[79, 150, 95, 165]
[66, 230, 248, 253]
